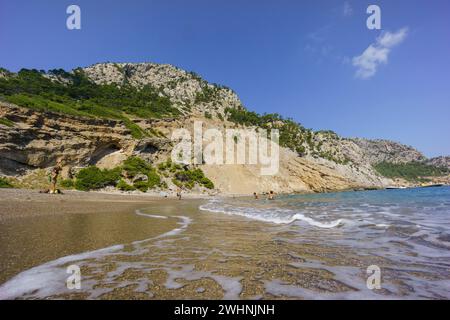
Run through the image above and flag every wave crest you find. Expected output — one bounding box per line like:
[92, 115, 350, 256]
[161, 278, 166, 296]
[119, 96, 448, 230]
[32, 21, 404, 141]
[199, 200, 343, 228]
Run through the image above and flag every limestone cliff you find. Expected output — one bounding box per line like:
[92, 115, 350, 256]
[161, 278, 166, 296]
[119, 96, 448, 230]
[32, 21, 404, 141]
[426, 156, 450, 170]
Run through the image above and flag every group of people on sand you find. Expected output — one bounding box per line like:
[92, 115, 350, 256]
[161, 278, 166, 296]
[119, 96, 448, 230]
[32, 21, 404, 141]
[253, 190, 275, 200]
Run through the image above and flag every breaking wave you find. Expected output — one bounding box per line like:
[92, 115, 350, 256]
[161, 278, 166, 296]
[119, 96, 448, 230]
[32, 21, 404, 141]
[199, 200, 343, 228]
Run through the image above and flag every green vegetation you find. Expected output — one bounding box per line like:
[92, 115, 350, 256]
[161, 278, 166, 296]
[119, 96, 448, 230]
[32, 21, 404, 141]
[157, 158, 182, 173]
[117, 179, 136, 192]
[0, 117, 14, 127]
[224, 107, 350, 163]
[71, 156, 212, 192]
[195, 84, 223, 104]
[158, 159, 214, 189]
[59, 179, 74, 189]
[173, 168, 214, 190]
[73, 157, 163, 192]
[122, 156, 161, 191]
[0, 68, 181, 138]
[316, 151, 350, 165]
[316, 130, 339, 139]
[225, 107, 313, 156]
[74, 166, 122, 191]
[0, 177, 13, 188]
[204, 111, 212, 119]
[147, 127, 166, 138]
[373, 161, 449, 181]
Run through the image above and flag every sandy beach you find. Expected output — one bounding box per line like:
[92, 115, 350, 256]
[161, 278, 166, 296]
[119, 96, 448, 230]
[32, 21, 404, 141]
[0, 189, 353, 299]
[0, 189, 181, 284]
[1, 188, 449, 300]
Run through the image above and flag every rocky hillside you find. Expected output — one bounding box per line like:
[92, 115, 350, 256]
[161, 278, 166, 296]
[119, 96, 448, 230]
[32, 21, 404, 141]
[426, 156, 450, 169]
[78, 63, 240, 118]
[0, 63, 447, 193]
[349, 138, 426, 164]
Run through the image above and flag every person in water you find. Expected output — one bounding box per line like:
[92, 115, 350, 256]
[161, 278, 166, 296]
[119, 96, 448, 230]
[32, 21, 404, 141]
[267, 190, 275, 200]
[253, 192, 259, 199]
[176, 187, 182, 200]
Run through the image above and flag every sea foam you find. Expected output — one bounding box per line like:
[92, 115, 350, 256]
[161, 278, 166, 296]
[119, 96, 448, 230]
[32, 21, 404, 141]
[199, 200, 343, 228]
[0, 210, 191, 300]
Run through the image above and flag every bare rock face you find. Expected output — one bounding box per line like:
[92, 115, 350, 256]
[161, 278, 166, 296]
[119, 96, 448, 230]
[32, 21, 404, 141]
[349, 138, 426, 164]
[0, 103, 168, 176]
[427, 156, 450, 170]
[82, 63, 242, 118]
[169, 119, 392, 194]
[0, 101, 393, 193]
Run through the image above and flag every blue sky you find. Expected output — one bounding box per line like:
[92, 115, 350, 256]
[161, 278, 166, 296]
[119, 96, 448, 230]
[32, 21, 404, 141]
[1, 0, 449, 157]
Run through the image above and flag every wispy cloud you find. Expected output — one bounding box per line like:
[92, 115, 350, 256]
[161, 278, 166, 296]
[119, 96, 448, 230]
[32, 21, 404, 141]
[307, 25, 331, 43]
[304, 25, 334, 63]
[343, 1, 353, 17]
[352, 28, 408, 79]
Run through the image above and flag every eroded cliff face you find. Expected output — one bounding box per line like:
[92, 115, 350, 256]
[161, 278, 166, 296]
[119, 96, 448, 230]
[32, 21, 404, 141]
[0, 102, 391, 194]
[349, 138, 426, 164]
[0, 103, 170, 175]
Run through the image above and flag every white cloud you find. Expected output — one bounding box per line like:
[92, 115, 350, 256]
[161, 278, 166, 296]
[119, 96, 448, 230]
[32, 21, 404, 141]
[352, 27, 408, 79]
[343, 1, 353, 17]
[377, 28, 408, 48]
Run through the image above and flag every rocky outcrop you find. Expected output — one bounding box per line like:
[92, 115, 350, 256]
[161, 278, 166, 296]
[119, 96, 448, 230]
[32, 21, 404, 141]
[349, 138, 426, 164]
[0, 103, 169, 176]
[427, 156, 450, 170]
[0, 102, 391, 193]
[82, 63, 242, 118]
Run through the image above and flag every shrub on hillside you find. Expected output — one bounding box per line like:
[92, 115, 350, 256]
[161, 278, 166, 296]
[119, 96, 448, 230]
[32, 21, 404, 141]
[373, 161, 449, 181]
[59, 179, 74, 189]
[116, 179, 136, 192]
[173, 167, 214, 190]
[75, 166, 121, 191]
[0, 177, 13, 188]
[0, 68, 181, 139]
[122, 156, 161, 191]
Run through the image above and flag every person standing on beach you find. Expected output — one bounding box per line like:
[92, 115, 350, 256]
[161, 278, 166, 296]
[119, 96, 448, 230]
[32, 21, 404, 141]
[176, 187, 182, 200]
[49, 158, 63, 194]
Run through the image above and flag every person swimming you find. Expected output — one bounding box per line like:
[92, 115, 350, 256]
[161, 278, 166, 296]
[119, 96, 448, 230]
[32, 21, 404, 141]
[253, 192, 259, 199]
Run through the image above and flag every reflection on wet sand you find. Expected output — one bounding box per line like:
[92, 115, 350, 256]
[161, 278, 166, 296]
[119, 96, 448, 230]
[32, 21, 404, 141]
[1, 189, 449, 300]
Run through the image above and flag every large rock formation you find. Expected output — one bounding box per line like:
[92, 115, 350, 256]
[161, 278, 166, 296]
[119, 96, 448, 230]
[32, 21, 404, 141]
[0, 103, 169, 175]
[349, 138, 426, 164]
[81, 63, 241, 118]
[426, 156, 450, 170]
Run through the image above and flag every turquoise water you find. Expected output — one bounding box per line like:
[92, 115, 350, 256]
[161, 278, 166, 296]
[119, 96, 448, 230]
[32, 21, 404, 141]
[200, 186, 450, 298]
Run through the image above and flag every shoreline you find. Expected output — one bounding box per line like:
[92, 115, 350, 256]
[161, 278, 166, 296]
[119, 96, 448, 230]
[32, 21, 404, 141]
[0, 188, 190, 284]
[1, 187, 449, 299]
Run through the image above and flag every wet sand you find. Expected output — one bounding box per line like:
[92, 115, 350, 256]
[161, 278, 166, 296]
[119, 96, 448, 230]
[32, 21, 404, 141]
[0, 189, 178, 284]
[1, 189, 448, 299]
